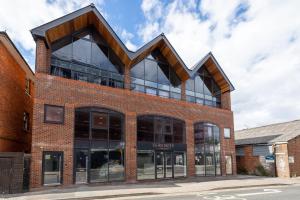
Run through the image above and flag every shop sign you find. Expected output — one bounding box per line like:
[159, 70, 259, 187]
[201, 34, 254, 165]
[153, 143, 173, 150]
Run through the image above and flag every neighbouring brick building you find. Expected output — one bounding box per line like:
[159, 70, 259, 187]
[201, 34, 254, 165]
[29, 4, 236, 189]
[0, 32, 34, 153]
[235, 119, 300, 178]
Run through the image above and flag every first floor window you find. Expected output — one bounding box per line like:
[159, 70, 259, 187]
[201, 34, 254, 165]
[43, 151, 63, 185]
[44, 105, 64, 124]
[23, 112, 29, 131]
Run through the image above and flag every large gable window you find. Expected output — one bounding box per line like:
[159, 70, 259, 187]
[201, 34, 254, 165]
[50, 28, 124, 89]
[130, 49, 182, 100]
[186, 67, 221, 108]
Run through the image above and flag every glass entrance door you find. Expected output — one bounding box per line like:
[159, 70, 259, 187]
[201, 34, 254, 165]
[156, 151, 173, 179]
[75, 149, 88, 184]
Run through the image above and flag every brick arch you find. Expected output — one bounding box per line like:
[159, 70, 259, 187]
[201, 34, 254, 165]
[136, 113, 186, 123]
[192, 120, 221, 129]
[74, 104, 125, 115]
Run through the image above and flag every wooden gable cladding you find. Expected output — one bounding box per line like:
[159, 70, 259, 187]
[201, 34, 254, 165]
[45, 11, 130, 66]
[204, 57, 231, 92]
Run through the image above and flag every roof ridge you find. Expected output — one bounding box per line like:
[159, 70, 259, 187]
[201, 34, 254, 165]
[236, 119, 300, 132]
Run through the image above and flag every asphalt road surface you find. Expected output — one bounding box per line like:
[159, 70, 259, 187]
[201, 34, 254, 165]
[137, 185, 300, 200]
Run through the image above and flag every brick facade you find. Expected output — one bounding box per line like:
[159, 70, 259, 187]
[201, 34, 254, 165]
[288, 136, 300, 177]
[0, 39, 34, 153]
[30, 26, 235, 188]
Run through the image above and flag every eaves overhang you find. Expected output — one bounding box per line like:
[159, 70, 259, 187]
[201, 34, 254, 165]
[31, 4, 234, 90]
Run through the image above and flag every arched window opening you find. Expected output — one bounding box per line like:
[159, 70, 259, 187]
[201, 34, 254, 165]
[74, 107, 124, 183]
[136, 115, 186, 180]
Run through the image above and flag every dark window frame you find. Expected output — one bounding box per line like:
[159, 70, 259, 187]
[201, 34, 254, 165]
[44, 104, 65, 124]
[42, 151, 64, 186]
[23, 112, 30, 132]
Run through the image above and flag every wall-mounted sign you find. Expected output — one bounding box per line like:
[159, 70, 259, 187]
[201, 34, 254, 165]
[153, 143, 173, 150]
[265, 155, 275, 163]
[289, 156, 295, 164]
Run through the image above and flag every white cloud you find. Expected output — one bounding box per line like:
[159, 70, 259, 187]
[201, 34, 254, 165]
[0, 0, 104, 67]
[138, 0, 300, 129]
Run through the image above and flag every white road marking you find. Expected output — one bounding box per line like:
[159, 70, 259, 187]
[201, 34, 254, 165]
[236, 189, 282, 197]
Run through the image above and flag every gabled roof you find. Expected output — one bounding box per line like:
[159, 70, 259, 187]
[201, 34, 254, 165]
[235, 119, 300, 145]
[31, 4, 234, 91]
[0, 31, 34, 79]
[190, 52, 235, 92]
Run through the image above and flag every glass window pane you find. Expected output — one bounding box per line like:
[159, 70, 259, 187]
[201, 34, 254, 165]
[130, 61, 145, 79]
[137, 116, 154, 142]
[52, 42, 72, 61]
[75, 149, 88, 183]
[137, 151, 155, 180]
[90, 149, 108, 182]
[145, 59, 157, 82]
[195, 151, 205, 176]
[92, 113, 108, 129]
[73, 37, 91, 65]
[174, 152, 186, 177]
[75, 110, 89, 139]
[43, 152, 63, 185]
[173, 120, 185, 144]
[109, 115, 123, 141]
[186, 79, 195, 92]
[45, 105, 64, 123]
[92, 128, 108, 140]
[195, 75, 204, 94]
[146, 87, 157, 95]
[158, 90, 169, 98]
[108, 149, 124, 181]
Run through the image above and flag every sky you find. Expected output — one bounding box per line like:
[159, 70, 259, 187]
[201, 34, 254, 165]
[1, 0, 300, 130]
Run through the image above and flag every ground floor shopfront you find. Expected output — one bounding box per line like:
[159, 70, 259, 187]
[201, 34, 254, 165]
[30, 75, 236, 189]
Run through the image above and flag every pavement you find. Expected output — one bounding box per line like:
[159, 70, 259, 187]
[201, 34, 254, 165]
[1, 175, 300, 200]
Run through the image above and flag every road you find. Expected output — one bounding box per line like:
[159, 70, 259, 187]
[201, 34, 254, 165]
[136, 185, 300, 200]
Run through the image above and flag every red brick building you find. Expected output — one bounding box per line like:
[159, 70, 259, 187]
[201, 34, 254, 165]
[235, 120, 300, 178]
[29, 4, 236, 189]
[0, 32, 34, 153]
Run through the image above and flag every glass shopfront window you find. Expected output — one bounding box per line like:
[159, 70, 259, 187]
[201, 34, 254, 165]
[137, 115, 186, 180]
[74, 107, 124, 183]
[50, 28, 124, 89]
[130, 50, 181, 100]
[43, 152, 63, 185]
[186, 68, 221, 108]
[194, 122, 221, 176]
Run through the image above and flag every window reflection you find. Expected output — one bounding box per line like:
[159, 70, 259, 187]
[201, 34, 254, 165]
[74, 108, 124, 183]
[130, 49, 181, 100]
[50, 28, 124, 89]
[186, 68, 221, 108]
[194, 122, 220, 176]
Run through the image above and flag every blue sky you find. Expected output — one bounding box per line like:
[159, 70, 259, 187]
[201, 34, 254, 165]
[1, 0, 300, 130]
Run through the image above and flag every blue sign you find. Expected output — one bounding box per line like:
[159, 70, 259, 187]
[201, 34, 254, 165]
[265, 155, 275, 160]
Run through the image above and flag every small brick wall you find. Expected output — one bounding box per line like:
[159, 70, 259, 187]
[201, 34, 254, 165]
[288, 136, 300, 177]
